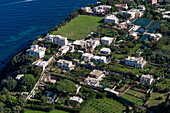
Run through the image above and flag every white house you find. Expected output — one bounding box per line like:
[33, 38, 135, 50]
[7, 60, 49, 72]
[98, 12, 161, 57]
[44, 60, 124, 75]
[119, 11, 136, 20]
[105, 15, 119, 24]
[15, 74, 24, 80]
[57, 59, 75, 70]
[86, 39, 100, 51]
[56, 45, 69, 56]
[95, 8, 105, 14]
[94, 5, 111, 14]
[115, 4, 128, 10]
[73, 40, 86, 49]
[104, 88, 119, 95]
[47, 35, 68, 46]
[129, 32, 138, 39]
[101, 36, 116, 46]
[126, 11, 136, 19]
[83, 70, 105, 87]
[26, 45, 46, 59]
[92, 55, 107, 64]
[150, 33, 162, 41]
[100, 48, 111, 54]
[43, 74, 51, 82]
[140, 74, 154, 85]
[98, 5, 112, 10]
[34, 60, 48, 71]
[125, 56, 146, 68]
[89, 69, 105, 79]
[69, 96, 83, 106]
[129, 25, 141, 32]
[82, 7, 92, 13]
[81, 53, 94, 62]
[137, 5, 146, 11]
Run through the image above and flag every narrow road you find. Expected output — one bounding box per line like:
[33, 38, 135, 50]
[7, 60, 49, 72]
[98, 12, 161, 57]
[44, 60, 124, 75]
[26, 56, 54, 100]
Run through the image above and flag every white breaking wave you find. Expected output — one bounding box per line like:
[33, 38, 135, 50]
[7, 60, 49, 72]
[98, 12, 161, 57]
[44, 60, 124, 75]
[1, 0, 35, 6]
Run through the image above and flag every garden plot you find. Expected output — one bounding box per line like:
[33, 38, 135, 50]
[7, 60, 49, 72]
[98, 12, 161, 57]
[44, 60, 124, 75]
[121, 89, 146, 106]
[80, 98, 127, 113]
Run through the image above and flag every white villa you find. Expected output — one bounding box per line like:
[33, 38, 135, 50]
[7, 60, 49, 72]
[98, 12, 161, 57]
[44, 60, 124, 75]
[69, 96, 83, 106]
[86, 38, 100, 51]
[129, 32, 138, 39]
[137, 5, 146, 11]
[149, 33, 162, 41]
[82, 5, 111, 14]
[82, 7, 92, 13]
[92, 55, 107, 64]
[81, 53, 94, 62]
[115, 4, 128, 10]
[56, 45, 69, 56]
[120, 9, 143, 20]
[26, 45, 46, 59]
[73, 40, 86, 49]
[47, 35, 68, 46]
[120, 11, 136, 20]
[57, 59, 75, 70]
[15, 74, 24, 80]
[125, 56, 146, 68]
[89, 69, 105, 79]
[140, 74, 154, 85]
[101, 36, 116, 46]
[83, 70, 105, 87]
[100, 48, 111, 54]
[34, 60, 48, 71]
[105, 15, 119, 24]
[95, 5, 111, 13]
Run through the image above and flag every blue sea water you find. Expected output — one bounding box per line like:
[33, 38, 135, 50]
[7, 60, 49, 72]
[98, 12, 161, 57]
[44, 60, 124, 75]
[0, 0, 97, 69]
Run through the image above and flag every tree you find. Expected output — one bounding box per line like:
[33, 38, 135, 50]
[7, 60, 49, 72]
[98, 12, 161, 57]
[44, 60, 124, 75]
[1, 87, 9, 95]
[13, 105, 22, 113]
[0, 103, 4, 113]
[41, 96, 47, 103]
[0, 95, 6, 102]
[155, 15, 160, 21]
[55, 79, 76, 93]
[34, 67, 42, 76]
[18, 95, 26, 106]
[20, 74, 36, 87]
[136, 0, 141, 5]
[2, 77, 17, 91]
[125, 47, 130, 54]
[46, 49, 51, 55]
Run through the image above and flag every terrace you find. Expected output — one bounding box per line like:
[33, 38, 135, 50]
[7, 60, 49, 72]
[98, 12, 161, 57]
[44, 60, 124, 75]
[121, 89, 146, 106]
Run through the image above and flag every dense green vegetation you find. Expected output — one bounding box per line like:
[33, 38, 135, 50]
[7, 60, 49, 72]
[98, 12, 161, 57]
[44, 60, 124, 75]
[80, 98, 127, 113]
[0, 0, 169, 112]
[45, 79, 76, 93]
[25, 109, 69, 113]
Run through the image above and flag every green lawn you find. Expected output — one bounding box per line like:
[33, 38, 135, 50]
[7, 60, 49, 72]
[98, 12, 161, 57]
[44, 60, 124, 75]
[25, 110, 69, 113]
[121, 89, 146, 106]
[121, 93, 144, 106]
[126, 89, 139, 96]
[80, 98, 127, 113]
[147, 92, 167, 107]
[104, 63, 143, 75]
[51, 15, 103, 40]
[162, 45, 170, 52]
[159, 36, 170, 52]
